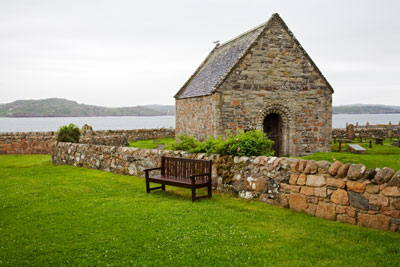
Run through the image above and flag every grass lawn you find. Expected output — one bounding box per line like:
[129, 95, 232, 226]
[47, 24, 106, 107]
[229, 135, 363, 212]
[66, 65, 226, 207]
[129, 137, 175, 149]
[1, 155, 400, 266]
[301, 139, 400, 170]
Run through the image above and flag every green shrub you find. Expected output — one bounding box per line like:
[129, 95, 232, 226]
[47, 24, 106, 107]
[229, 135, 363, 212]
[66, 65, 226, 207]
[57, 124, 81, 143]
[171, 134, 199, 151]
[218, 130, 274, 157]
[190, 136, 224, 154]
[173, 130, 274, 157]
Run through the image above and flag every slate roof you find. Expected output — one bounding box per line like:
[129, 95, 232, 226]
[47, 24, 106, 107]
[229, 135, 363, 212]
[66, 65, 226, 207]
[174, 22, 266, 99]
[175, 13, 333, 99]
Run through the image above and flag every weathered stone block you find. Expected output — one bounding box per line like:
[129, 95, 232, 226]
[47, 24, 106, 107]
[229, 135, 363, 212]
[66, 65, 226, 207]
[289, 174, 299, 185]
[381, 186, 400, 197]
[300, 186, 314, 196]
[337, 214, 356, 225]
[305, 203, 317, 216]
[290, 159, 301, 172]
[348, 191, 369, 210]
[346, 181, 366, 193]
[369, 194, 389, 207]
[289, 194, 308, 212]
[347, 164, 366, 180]
[331, 189, 349, 205]
[306, 175, 326, 187]
[316, 202, 336, 220]
[314, 187, 327, 197]
[296, 173, 307, 185]
[366, 184, 379, 194]
[317, 160, 330, 174]
[328, 161, 342, 176]
[336, 205, 346, 214]
[304, 161, 318, 174]
[280, 183, 300, 193]
[346, 207, 356, 218]
[357, 214, 389, 230]
[382, 208, 400, 218]
[392, 199, 400, 210]
[387, 170, 400, 187]
[298, 160, 308, 173]
[336, 163, 351, 178]
[306, 195, 319, 204]
[326, 177, 346, 189]
[373, 167, 395, 184]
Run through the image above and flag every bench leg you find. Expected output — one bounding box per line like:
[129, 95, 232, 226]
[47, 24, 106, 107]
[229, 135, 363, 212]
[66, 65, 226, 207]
[192, 188, 196, 202]
[208, 185, 212, 199]
[146, 179, 150, 193]
[162, 184, 165, 191]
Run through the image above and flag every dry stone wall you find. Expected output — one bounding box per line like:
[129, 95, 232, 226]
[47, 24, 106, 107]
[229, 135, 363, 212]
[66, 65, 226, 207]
[0, 132, 56, 154]
[52, 142, 400, 233]
[94, 128, 175, 141]
[0, 128, 174, 154]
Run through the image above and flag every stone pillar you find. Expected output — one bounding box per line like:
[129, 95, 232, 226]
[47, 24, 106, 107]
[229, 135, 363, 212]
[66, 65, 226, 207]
[346, 124, 355, 140]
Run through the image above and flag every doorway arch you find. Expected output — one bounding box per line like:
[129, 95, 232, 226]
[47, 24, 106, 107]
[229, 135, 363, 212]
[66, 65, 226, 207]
[256, 103, 293, 156]
[263, 113, 282, 156]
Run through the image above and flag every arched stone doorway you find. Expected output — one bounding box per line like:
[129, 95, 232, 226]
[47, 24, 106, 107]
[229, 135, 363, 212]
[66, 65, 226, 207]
[256, 103, 293, 156]
[263, 113, 282, 156]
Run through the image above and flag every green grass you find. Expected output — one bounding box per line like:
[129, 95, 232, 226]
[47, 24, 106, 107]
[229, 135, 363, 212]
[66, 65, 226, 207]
[1, 155, 400, 266]
[129, 137, 176, 149]
[301, 139, 400, 170]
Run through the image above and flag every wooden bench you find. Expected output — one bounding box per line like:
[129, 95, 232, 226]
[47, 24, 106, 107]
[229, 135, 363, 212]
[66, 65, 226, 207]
[144, 156, 212, 202]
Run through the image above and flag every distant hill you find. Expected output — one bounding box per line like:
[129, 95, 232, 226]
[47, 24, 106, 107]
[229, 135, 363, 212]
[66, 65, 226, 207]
[0, 98, 175, 117]
[333, 104, 400, 114]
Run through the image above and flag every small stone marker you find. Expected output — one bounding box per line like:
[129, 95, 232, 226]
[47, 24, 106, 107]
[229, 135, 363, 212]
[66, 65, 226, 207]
[347, 124, 355, 140]
[348, 144, 366, 154]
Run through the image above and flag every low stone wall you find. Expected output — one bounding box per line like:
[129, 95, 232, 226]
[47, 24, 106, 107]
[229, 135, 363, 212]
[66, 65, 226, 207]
[52, 142, 400, 233]
[80, 135, 129, 146]
[0, 128, 174, 154]
[0, 132, 56, 154]
[94, 128, 175, 141]
[333, 125, 400, 140]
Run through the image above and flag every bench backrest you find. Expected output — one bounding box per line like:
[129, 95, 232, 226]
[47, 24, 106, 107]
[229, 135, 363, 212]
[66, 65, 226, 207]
[161, 156, 212, 183]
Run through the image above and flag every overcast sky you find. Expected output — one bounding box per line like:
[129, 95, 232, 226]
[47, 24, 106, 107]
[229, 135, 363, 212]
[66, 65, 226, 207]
[1, 0, 399, 107]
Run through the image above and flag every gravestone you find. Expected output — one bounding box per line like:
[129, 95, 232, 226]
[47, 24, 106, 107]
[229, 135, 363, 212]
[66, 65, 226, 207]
[346, 124, 355, 140]
[348, 144, 366, 154]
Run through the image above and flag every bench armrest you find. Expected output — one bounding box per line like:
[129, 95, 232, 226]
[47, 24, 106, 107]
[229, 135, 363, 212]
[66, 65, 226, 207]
[144, 167, 162, 172]
[144, 167, 162, 178]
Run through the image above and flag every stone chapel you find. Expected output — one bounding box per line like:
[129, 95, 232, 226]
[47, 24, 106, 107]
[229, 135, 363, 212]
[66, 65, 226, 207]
[174, 13, 333, 156]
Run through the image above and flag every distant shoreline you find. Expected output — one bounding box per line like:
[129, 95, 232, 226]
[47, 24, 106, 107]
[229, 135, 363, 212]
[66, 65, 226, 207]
[0, 115, 175, 118]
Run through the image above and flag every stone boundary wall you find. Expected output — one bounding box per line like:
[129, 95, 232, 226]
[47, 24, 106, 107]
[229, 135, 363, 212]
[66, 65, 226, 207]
[0, 132, 56, 154]
[333, 125, 400, 139]
[93, 128, 175, 141]
[52, 142, 400, 232]
[0, 128, 175, 154]
[80, 135, 129, 147]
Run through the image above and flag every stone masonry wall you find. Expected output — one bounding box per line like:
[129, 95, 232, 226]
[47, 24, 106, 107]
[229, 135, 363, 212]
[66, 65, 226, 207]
[176, 96, 214, 141]
[94, 128, 175, 141]
[214, 19, 332, 156]
[0, 128, 175, 154]
[52, 142, 400, 232]
[0, 132, 56, 154]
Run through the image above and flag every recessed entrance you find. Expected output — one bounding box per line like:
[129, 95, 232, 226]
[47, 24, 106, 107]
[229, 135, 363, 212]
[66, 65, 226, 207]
[263, 113, 283, 156]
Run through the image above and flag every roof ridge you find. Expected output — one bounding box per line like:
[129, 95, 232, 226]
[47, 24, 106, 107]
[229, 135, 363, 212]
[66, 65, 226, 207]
[217, 22, 267, 48]
[211, 14, 279, 93]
